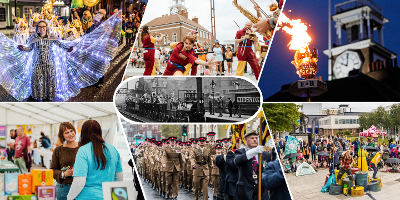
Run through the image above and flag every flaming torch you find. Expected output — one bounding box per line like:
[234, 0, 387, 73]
[279, 13, 318, 79]
[277, 13, 327, 101]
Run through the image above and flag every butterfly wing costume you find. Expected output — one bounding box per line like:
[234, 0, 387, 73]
[0, 11, 122, 101]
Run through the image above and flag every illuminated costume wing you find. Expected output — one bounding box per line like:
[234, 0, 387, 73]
[0, 33, 35, 101]
[0, 11, 122, 101]
[53, 10, 122, 100]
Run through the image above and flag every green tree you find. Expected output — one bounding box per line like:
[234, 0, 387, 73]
[359, 112, 372, 130]
[262, 103, 300, 133]
[343, 130, 351, 136]
[390, 104, 400, 134]
[373, 106, 391, 132]
[161, 125, 183, 139]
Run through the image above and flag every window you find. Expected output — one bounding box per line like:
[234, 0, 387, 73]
[164, 36, 168, 44]
[346, 119, 350, 124]
[351, 25, 359, 41]
[352, 119, 357, 124]
[155, 35, 159, 45]
[173, 33, 177, 42]
[335, 119, 338, 124]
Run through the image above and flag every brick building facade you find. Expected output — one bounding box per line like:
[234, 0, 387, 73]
[137, 9, 215, 50]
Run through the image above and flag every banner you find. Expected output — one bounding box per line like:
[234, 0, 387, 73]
[285, 135, 299, 155]
[77, 121, 84, 134]
[0, 126, 6, 156]
[16, 125, 33, 134]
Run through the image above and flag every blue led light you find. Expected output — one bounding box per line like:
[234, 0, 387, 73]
[0, 10, 123, 101]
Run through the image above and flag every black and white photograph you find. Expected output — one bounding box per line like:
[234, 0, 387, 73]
[114, 77, 261, 123]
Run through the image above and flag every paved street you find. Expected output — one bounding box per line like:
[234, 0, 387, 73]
[205, 112, 253, 122]
[124, 56, 259, 84]
[286, 168, 400, 200]
[139, 177, 213, 200]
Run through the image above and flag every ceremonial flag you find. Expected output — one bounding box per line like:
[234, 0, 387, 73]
[258, 109, 271, 146]
[237, 123, 247, 146]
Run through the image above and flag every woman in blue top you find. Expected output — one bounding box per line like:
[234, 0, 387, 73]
[67, 120, 123, 200]
[213, 42, 223, 75]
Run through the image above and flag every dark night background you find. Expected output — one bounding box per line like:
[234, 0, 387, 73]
[258, 0, 400, 100]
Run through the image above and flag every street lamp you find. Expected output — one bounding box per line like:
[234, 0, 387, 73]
[210, 80, 216, 115]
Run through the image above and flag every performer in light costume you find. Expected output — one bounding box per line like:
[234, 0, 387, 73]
[163, 35, 217, 76]
[0, 5, 123, 101]
[13, 15, 30, 45]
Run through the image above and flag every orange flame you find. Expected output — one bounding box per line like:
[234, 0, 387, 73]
[277, 13, 318, 79]
[278, 13, 311, 53]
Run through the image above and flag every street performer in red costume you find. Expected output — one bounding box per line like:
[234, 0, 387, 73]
[141, 26, 165, 76]
[189, 30, 201, 75]
[235, 21, 261, 80]
[163, 35, 216, 76]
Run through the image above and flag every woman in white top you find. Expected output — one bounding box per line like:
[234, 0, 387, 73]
[213, 42, 223, 75]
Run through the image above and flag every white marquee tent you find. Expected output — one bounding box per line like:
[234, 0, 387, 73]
[0, 103, 134, 181]
[0, 103, 121, 147]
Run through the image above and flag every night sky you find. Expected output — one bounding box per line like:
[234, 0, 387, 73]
[258, 0, 400, 99]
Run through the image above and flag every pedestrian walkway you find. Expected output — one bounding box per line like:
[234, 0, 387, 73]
[205, 112, 253, 122]
[139, 177, 213, 200]
[286, 168, 400, 200]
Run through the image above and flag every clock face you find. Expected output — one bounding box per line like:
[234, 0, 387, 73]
[333, 51, 362, 79]
[171, 7, 179, 14]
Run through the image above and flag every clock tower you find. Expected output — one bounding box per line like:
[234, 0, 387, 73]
[323, 0, 397, 80]
[170, 0, 188, 15]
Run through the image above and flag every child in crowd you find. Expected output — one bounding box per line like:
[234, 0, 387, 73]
[313, 159, 319, 169]
[206, 48, 215, 75]
[285, 160, 291, 173]
[383, 164, 389, 172]
[297, 149, 304, 160]
[291, 161, 297, 173]
[295, 159, 301, 169]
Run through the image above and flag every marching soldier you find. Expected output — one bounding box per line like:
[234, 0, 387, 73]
[143, 139, 151, 183]
[206, 132, 217, 186]
[186, 139, 197, 194]
[211, 144, 223, 200]
[206, 132, 217, 155]
[160, 139, 170, 198]
[190, 137, 211, 200]
[161, 136, 183, 200]
[179, 141, 185, 189]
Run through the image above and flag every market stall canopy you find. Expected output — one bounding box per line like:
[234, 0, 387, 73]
[359, 125, 387, 137]
[0, 103, 116, 125]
